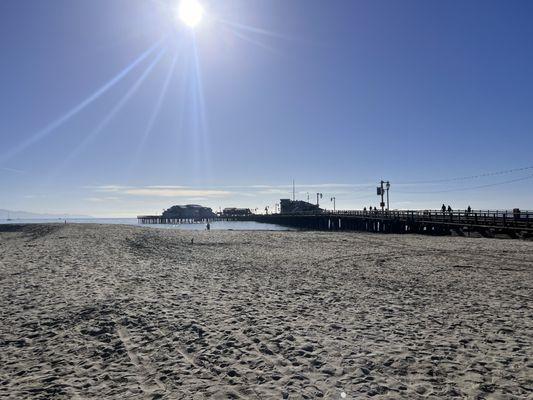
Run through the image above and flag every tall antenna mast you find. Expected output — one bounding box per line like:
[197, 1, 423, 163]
[292, 179, 295, 201]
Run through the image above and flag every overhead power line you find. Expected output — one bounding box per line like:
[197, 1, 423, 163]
[398, 165, 533, 185]
[396, 173, 533, 194]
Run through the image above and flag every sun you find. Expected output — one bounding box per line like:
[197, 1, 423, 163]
[177, 0, 204, 28]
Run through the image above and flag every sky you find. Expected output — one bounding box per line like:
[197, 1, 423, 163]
[1, 0, 532, 217]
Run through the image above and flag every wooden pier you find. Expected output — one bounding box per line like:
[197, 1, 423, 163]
[137, 216, 219, 225]
[137, 209, 533, 238]
[247, 209, 533, 238]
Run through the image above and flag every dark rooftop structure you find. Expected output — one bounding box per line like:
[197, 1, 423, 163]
[162, 204, 216, 220]
[280, 199, 322, 214]
[222, 207, 253, 216]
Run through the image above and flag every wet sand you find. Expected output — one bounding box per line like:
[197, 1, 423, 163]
[0, 224, 532, 399]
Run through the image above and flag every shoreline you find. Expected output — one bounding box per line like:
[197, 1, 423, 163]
[2, 221, 531, 240]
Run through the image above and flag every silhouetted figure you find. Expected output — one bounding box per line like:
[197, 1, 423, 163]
[363, 207, 367, 212]
[190, 238, 194, 245]
[447, 205, 452, 213]
[467, 205, 471, 214]
[373, 207, 377, 212]
[441, 204, 446, 213]
[206, 222, 210, 231]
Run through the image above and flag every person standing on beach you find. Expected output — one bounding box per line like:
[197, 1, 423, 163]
[206, 222, 210, 231]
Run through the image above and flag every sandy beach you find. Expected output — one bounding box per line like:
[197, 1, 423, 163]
[0, 224, 531, 399]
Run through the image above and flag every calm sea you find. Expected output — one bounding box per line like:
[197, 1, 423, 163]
[0, 218, 292, 231]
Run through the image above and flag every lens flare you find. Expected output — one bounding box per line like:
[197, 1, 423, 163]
[0, 40, 163, 164]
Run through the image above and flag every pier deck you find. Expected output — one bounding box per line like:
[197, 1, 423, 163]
[138, 209, 533, 238]
[247, 209, 533, 238]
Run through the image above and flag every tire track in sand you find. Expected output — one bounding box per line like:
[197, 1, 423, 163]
[92, 288, 166, 396]
[115, 323, 166, 395]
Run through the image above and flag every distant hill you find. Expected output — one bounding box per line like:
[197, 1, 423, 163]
[0, 209, 92, 220]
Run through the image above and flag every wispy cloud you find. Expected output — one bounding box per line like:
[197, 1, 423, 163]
[88, 185, 231, 198]
[1, 167, 25, 174]
[220, 183, 374, 190]
[85, 197, 121, 202]
[257, 188, 291, 195]
[123, 188, 231, 198]
[145, 185, 188, 189]
[86, 182, 378, 200]
[85, 185, 132, 192]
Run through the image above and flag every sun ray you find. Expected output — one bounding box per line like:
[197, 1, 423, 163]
[51, 48, 167, 176]
[219, 24, 280, 54]
[217, 17, 326, 48]
[133, 52, 178, 166]
[0, 39, 165, 165]
[191, 38, 211, 180]
[217, 18, 295, 41]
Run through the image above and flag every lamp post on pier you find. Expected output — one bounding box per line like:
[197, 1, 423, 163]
[330, 197, 336, 212]
[377, 180, 391, 211]
[386, 181, 390, 211]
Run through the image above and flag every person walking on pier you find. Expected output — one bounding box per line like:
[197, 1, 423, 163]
[467, 205, 472, 214]
[447, 205, 452, 213]
[441, 204, 446, 214]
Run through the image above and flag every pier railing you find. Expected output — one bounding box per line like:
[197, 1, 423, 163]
[137, 209, 532, 236]
[280, 209, 531, 228]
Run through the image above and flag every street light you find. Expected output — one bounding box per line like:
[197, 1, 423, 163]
[316, 192, 323, 207]
[386, 181, 391, 210]
[330, 197, 336, 211]
[377, 180, 390, 211]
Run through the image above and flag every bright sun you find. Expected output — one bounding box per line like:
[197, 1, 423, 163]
[177, 0, 204, 28]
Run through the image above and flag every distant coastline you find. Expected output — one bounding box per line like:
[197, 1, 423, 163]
[0, 209, 92, 220]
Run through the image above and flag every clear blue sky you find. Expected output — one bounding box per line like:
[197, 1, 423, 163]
[1, 0, 532, 217]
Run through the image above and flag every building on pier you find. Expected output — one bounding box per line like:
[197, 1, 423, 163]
[280, 199, 321, 214]
[162, 204, 216, 220]
[221, 207, 252, 217]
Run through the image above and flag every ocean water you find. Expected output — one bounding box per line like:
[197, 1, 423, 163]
[0, 218, 292, 231]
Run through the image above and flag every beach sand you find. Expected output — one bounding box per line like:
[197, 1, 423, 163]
[0, 224, 531, 399]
